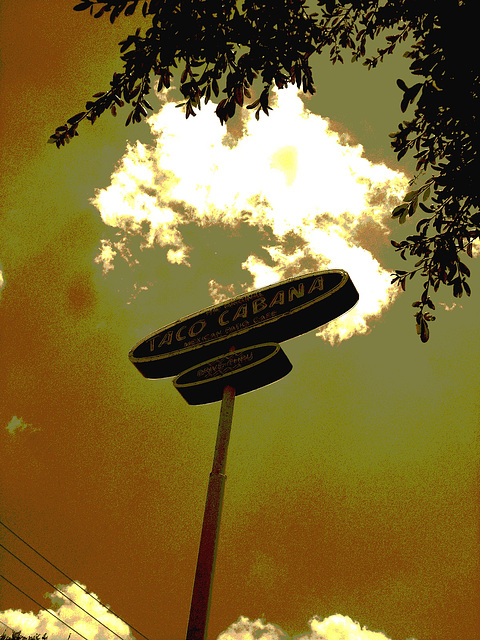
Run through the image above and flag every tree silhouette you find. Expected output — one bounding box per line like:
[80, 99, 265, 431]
[50, 0, 480, 342]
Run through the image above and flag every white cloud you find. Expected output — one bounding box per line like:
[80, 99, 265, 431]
[208, 278, 237, 304]
[0, 583, 133, 640]
[218, 615, 404, 640]
[92, 86, 409, 342]
[218, 616, 288, 640]
[5, 416, 37, 436]
[1, 595, 410, 640]
[299, 615, 395, 640]
[94, 240, 117, 274]
[439, 302, 460, 312]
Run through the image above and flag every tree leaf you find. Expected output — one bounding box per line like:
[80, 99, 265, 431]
[73, 1, 92, 11]
[247, 97, 261, 109]
[392, 204, 408, 218]
[420, 318, 429, 342]
[403, 190, 419, 202]
[67, 112, 86, 124]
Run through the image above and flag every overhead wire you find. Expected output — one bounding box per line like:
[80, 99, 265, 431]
[0, 619, 17, 636]
[0, 544, 129, 640]
[0, 521, 152, 640]
[0, 575, 90, 640]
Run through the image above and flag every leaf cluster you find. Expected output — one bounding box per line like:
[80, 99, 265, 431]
[51, 0, 480, 341]
[52, 0, 411, 142]
[387, 1, 479, 340]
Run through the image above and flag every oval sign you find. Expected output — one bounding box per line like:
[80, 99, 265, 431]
[129, 269, 358, 378]
[173, 343, 292, 405]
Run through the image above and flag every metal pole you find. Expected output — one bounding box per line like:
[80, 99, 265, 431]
[186, 383, 236, 640]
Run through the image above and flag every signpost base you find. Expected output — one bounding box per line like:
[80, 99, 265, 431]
[186, 384, 236, 640]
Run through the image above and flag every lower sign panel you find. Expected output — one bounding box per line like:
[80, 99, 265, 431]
[173, 343, 292, 405]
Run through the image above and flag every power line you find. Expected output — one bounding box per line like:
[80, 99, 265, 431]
[0, 575, 90, 640]
[0, 619, 16, 636]
[0, 544, 128, 640]
[0, 521, 151, 640]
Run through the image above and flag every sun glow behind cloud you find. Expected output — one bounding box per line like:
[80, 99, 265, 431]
[92, 86, 409, 342]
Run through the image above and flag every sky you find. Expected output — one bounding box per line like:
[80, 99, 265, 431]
[0, 3, 478, 640]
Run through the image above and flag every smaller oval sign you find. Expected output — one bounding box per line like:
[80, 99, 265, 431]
[173, 343, 292, 405]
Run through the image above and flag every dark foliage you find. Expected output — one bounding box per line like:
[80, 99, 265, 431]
[1, 633, 49, 640]
[50, 0, 480, 341]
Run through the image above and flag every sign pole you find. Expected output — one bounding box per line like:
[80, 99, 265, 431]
[186, 383, 236, 640]
[128, 270, 359, 640]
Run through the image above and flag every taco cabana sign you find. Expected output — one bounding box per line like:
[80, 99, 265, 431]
[129, 268, 358, 379]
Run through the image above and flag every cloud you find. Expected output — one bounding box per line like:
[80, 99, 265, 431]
[0, 266, 4, 297]
[472, 238, 480, 258]
[0, 592, 409, 640]
[218, 616, 288, 640]
[92, 86, 409, 342]
[218, 615, 402, 640]
[299, 615, 396, 640]
[5, 416, 38, 436]
[0, 583, 133, 640]
[439, 302, 460, 312]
